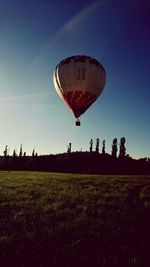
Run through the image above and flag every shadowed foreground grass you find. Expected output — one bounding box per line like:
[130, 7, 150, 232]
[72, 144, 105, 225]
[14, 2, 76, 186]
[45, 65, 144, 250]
[0, 171, 150, 267]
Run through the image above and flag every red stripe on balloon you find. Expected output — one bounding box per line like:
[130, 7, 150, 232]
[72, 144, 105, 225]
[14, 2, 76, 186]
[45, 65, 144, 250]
[62, 91, 97, 118]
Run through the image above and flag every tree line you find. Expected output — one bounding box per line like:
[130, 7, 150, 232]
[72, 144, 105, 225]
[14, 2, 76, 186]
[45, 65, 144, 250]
[67, 137, 126, 158]
[0, 137, 150, 174]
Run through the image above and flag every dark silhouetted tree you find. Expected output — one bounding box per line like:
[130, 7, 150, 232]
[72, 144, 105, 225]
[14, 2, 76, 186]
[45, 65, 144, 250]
[3, 145, 9, 170]
[19, 144, 23, 157]
[95, 138, 100, 153]
[112, 138, 117, 157]
[3, 145, 8, 157]
[23, 152, 26, 157]
[89, 139, 93, 152]
[102, 140, 105, 154]
[119, 137, 126, 157]
[67, 143, 71, 153]
[32, 148, 35, 157]
[13, 149, 17, 157]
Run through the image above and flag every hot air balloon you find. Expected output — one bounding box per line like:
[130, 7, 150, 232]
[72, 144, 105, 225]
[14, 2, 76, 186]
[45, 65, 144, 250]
[53, 55, 106, 126]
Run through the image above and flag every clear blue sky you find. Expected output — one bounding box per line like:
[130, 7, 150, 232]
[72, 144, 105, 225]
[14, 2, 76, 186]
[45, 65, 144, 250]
[0, 0, 149, 158]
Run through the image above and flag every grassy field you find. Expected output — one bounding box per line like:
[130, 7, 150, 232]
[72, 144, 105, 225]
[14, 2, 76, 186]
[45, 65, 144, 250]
[0, 171, 150, 267]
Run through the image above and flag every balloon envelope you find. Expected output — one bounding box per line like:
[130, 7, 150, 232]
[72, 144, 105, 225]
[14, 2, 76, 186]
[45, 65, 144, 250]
[53, 55, 106, 118]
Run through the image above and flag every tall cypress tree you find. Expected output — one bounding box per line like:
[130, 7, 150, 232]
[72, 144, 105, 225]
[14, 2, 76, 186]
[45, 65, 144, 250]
[13, 149, 17, 157]
[19, 144, 23, 157]
[95, 138, 100, 153]
[32, 148, 35, 158]
[102, 140, 105, 154]
[3, 145, 8, 157]
[119, 137, 126, 157]
[67, 143, 71, 153]
[89, 139, 93, 152]
[112, 138, 117, 157]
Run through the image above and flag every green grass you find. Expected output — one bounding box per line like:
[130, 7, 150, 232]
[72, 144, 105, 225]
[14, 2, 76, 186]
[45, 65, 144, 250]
[0, 171, 150, 267]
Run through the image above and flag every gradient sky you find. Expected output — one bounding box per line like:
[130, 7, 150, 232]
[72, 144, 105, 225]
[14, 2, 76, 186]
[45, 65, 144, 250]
[0, 0, 150, 158]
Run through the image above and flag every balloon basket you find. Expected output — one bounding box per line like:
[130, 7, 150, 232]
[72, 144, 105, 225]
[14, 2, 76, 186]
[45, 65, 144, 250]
[75, 119, 81, 126]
